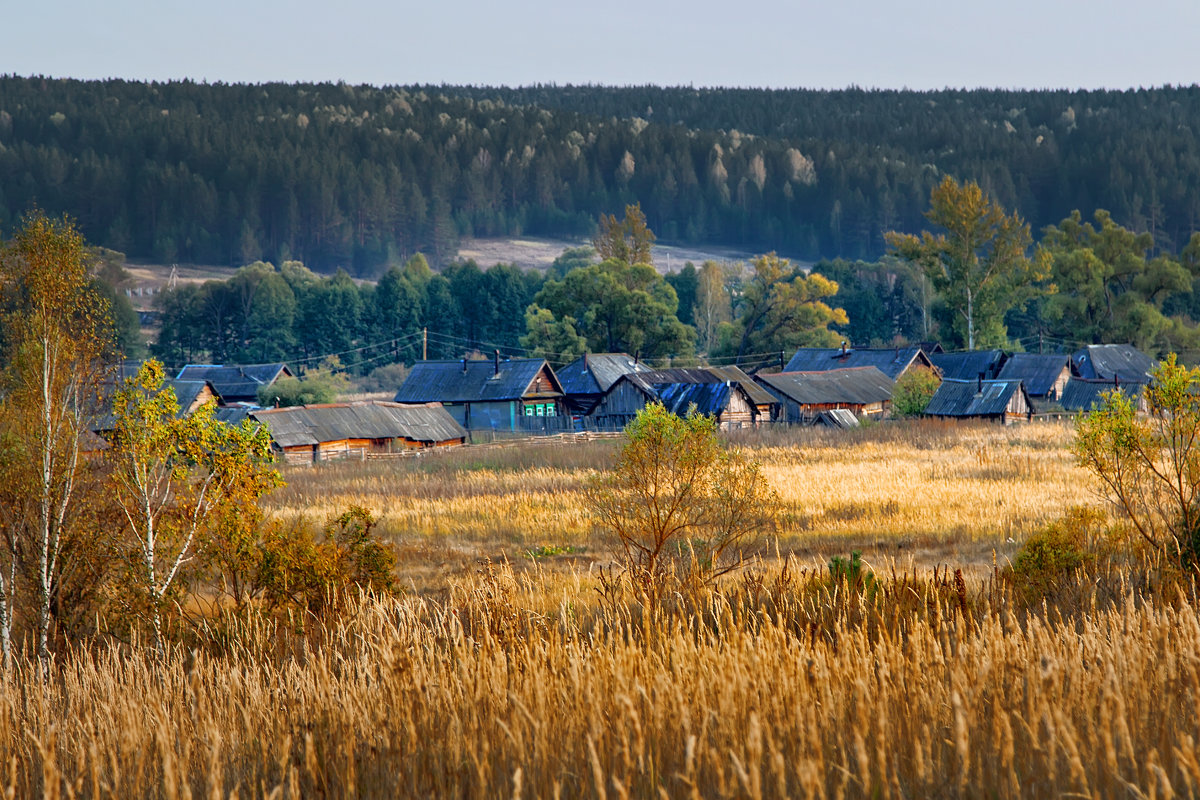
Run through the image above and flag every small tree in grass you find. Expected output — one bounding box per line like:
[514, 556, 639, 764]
[585, 403, 777, 595]
[1073, 354, 1200, 564]
[109, 360, 280, 653]
[892, 365, 941, 417]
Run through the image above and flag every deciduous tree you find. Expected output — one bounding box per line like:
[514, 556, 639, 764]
[886, 176, 1050, 349]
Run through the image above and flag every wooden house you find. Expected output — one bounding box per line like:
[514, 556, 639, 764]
[1060, 377, 1150, 414]
[996, 353, 1071, 408]
[555, 353, 651, 416]
[175, 363, 294, 405]
[590, 366, 777, 430]
[754, 367, 894, 423]
[929, 350, 1007, 381]
[1071, 344, 1156, 382]
[784, 345, 936, 381]
[251, 401, 466, 465]
[393, 355, 565, 432]
[924, 378, 1033, 424]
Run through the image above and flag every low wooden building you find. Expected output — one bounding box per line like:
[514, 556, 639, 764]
[754, 367, 894, 423]
[785, 345, 936, 381]
[924, 378, 1033, 424]
[555, 353, 651, 416]
[590, 366, 777, 430]
[175, 363, 294, 405]
[929, 350, 1007, 381]
[996, 353, 1071, 408]
[1059, 377, 1149, 414]
[1070, 344, 1156, 382]
[393, 355, 565, 432]
[251, 401, 466, 465]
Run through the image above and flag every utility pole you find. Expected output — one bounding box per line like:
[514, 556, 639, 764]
[422, 327, 428, 360]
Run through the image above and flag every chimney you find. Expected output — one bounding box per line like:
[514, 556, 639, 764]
[494, 349, 500, 376]
[583, 352, 589, 370]
[977, 372, 984, 394]
[840, 341, 847, 358]
[461, 358, 468, 374]
[1114, 374, 1120, 388]
[779, 350, 785, 371]
[634, 350, 641, 365]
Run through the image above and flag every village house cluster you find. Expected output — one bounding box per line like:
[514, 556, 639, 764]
[94, 342, 1158, 464]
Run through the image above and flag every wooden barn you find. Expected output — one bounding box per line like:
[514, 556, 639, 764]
[1059, 377, 1150, 414]
[929, 350, 1007, 381]
[393, 355, 565, 432]
[1071, 344, 1156, 382]
[175, 363, 294, 405]
[555, 353, 651, 416]
[924, 377, 1033, 424]
[785, 345, 936, 381]
[590, 366, 777, 430]
[251, 401, 466, 465]
[754, 367, 894, 423]
[996, 353, 1071, 408]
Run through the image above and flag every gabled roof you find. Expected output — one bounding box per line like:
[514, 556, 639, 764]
[784, 347, 932, 380]
[175, 363, 293, 401]
[996, 353, 1070, 396]
[924, 379, 1029, 417]
[393, 359, 562, 404]
[929, 350, 1007, 381]
[755, 367, 894, 406]
[1059, 377, 1148, 412]
[555, 353, 649, 396]
[250, 401, 466, 448]
[170, 379, 218, 413]
[1071, 344, 1156, 381]
[615, 366, 775, 417]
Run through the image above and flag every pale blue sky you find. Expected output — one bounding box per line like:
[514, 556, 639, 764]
[4, 0, 1198, 90]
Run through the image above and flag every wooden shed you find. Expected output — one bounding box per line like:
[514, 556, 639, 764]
[555, 353, 651, 416]
[590, 366, 777, 431]
[251, 401, 467, 465]
[924, 378, 1033, 424]
[175, 363, 294, 405]
[996, 353, 1071, 409]
[754, 367, 894, 423]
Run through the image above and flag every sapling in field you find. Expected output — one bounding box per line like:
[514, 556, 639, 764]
[585, 402, 777, 597]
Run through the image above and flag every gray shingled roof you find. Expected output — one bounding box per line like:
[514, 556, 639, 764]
[784, 347, 931, 380]
[755, 367, 894, 405]
[924, 379, 1029, 417]
[1071, 345, 1156, 381]
[996, 353, 1070, 397]
[555, 353, 649, 396]
[929, 350, 1007, 381]
[176, 363, 292, 402]
[393, 359, 562, 404]
[1059, 378, 1148, 412]
[251, 402, 466, 448]
[616, 366, 775, 417]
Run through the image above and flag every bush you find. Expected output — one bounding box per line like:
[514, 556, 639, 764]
[258, 368, 353, 407]
[1006, 507, 1103, 602]
[585, 403, 777, 596]
[891, 365, 941, 417]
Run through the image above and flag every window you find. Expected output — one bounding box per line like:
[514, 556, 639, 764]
[524, 405, 534, 416]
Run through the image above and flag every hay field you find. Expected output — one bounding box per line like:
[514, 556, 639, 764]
[9, 418, 1190, 799]
[267, 420, 1095, 586]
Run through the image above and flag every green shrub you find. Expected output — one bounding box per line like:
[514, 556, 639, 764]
[891, 366, 941, 417]
[1007, 507, 1103, 602]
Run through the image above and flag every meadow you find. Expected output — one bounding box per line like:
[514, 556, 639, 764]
[5, 419, 1196, 799]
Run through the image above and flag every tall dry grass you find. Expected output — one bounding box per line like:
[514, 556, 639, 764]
[3, 561, 1199, 798]
[265, 420, 1095, 574]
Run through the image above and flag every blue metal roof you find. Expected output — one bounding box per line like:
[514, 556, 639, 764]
[393, 358, 562, 404]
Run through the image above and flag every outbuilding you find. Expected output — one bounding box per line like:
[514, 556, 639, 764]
[924, 377, 1033, 424]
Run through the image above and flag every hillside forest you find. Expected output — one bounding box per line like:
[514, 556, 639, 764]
[3, 77, 1200, 367]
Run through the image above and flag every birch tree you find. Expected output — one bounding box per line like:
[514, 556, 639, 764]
[886, 176, 1050, 350]
[109, 360, 276, 654]
[0, 212, 112, 667]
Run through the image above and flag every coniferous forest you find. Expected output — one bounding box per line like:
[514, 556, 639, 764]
[2, 77, 1200, 273]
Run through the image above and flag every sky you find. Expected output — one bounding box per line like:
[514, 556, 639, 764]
[4, 0, 1199, 91]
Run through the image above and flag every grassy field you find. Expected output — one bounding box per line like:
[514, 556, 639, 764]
[8, 418, 1196, 799]
[266, 420, 1095, 590]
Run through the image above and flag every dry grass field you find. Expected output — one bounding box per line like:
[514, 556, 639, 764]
[267, 420, 1095, 589]
[7, 419, 1197, 799]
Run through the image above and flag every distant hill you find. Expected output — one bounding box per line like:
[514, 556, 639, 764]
[0, 77, 1197, 272]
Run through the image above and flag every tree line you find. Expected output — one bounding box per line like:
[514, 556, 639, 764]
[2, 77, 1200, 271]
